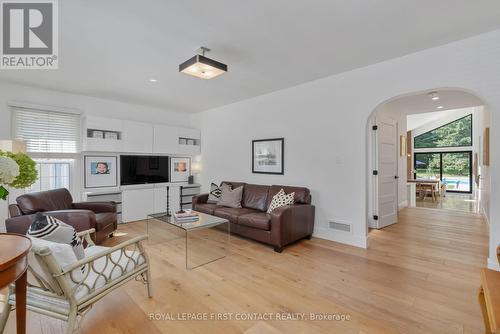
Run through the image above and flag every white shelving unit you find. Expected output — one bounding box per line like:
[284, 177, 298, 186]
[82, 115, 201, 155]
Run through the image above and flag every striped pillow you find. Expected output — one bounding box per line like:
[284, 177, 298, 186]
[27, 213, 85, 260]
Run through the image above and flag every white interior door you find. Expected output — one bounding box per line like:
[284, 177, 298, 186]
[375, 115, 398, 228]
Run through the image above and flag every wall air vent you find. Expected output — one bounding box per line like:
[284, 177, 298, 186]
[329, 220, 352, 233]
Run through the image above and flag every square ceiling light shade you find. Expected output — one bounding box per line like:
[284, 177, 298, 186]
[179, 54, 228, 79]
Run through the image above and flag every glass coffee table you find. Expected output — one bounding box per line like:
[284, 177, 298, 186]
[147, 211, 230, 270]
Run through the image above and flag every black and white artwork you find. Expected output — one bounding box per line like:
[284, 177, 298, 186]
[84, 156, 118, 188]
[252, 138, 284, 175]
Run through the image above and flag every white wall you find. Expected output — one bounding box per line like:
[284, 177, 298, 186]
[477, 107, 492, 224]
[193, 29, 500, 267]
[0, 81, 193, 231]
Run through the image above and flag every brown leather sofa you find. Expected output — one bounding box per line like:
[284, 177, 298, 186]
[6, 188, 117, 244]
[193, 182, 315, 252]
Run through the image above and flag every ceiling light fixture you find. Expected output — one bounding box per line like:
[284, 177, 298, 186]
[437, 106, 444, 109]
[149, 78, 158, 83]
[428, 92, 439, 100]
[179, 47, 227, 80]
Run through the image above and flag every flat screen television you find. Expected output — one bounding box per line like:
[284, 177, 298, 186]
[120, 155, 169, 185]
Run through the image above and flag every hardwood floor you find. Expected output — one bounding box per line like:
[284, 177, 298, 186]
[416, 193, 478, 213]
[3, 207, 488, 333]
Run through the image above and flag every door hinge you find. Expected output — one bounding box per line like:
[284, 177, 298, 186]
[373, 215, 379, 221]
[372, 170, 378, 175]
[372, 125, 378, 130]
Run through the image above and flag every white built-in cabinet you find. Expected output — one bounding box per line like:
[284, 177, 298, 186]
[153, 125, 178, 154]
[121, 186, 155, 222]
[121, 184, 182, 223]
[122, 120, 153, 153]
[82, 115, 200, 155]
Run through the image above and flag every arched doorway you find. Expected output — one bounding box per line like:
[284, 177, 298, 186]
[366, 87, 491, 242]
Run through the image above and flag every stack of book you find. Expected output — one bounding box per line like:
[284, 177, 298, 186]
[173, 211, 199, 223]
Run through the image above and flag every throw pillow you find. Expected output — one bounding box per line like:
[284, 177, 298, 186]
[28, 236, 84, 288]
[27, 213, 85, 260]
[207, 182, 224, 203]
[217, 184, 243, 208]
[267, 189, 295, 213]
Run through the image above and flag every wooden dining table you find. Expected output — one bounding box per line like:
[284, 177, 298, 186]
[407, 179, 440, 202]
[0, 233, 32, 334]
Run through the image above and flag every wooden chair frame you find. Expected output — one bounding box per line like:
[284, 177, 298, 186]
[0, 229, 152, 334]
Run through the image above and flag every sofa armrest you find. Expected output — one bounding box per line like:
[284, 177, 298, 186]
[270, 204, 315, 248]
[6, 209, 97, 237]
[73, 201, 117, 213]
[192, 193, 209, 205]
[8, 204, 22, 218]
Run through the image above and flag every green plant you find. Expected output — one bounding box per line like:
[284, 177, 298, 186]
[0, 151, 38, 189]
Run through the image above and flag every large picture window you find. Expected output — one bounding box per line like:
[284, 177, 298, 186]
[28, 160, 72, 193]
[414, 151, 472, 193]
[10, 105, 80, 196]
[414, 114, 472, 149]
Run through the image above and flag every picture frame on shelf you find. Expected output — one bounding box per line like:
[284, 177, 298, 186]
[91, 130, 104, 139]
[170, 157, 191, 182]
[104, 131, 119, 140]
[252, 138, 284, 175]
[84, 155, 118, 188]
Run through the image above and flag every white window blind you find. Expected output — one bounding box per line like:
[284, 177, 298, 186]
[12, 107, 81, 153]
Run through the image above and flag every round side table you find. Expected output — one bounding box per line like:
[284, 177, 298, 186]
[0, 233, 31, 334]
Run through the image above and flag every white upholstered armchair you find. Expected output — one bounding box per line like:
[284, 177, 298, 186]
[0, 228, 152, 334]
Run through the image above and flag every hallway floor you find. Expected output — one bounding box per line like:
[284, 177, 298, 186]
[416, 193, 478, 213]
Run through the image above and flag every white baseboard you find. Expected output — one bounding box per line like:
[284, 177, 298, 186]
[313, 227, 368, 249]
[398, 200, 408, 211]
[488, 257, 500, 271]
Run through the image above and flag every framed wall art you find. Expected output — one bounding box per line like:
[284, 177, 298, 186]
[84, 155, 118, 188]
[252, 138, 284, 175]
[170, 157, 191, 182]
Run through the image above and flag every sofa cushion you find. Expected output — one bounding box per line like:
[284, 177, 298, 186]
[268, 185, 311, 206]
[27, 213, 85, 260]
[207, 183, 223, 204]
[242, 184, 270, 211]
[221, 181, 246, 190]
[218, 184, 243, 208]
[195, 203, 220, 215]
[267, 189, 295, 213]
[238, 212, 271, 231]
[17, 188, 74, 214]
[213, 207, 257, 224]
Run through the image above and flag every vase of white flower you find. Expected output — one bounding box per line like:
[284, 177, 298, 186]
[0, 155, 20, 200]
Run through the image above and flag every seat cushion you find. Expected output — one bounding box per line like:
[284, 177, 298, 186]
[241, 184, 270, 211]
[213, 207, 257, 224]
[95, 212, 116, 231]
[194, 203, 220, 215]
[238, 212, 271, 231]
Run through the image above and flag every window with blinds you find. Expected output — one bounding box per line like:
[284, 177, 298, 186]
[11, 107, 81, 153]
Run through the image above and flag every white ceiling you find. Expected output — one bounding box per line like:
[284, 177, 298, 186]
[407, 108, 473, 131]
[382, 90, 483, 116]
[1, 0, 500, 113]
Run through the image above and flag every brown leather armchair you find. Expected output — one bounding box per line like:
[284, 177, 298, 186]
[6, 188, 117, 244]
